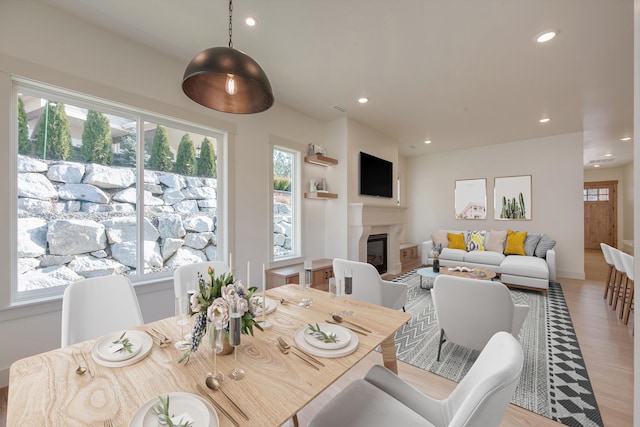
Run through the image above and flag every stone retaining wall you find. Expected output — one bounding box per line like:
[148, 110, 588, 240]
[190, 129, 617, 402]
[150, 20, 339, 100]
[17, 156, 294, 291]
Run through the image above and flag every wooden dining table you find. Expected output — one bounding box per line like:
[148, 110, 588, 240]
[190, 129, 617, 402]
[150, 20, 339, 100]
[7, 284, 411, 426]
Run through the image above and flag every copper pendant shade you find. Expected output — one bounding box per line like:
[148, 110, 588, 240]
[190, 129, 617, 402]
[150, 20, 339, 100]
[182, 47, 273, 114]
[182, 0, 274, 114]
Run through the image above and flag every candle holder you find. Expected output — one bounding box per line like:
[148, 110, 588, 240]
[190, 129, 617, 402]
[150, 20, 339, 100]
[257, 289, 272, 329]
[229, 301, 245, 380]
[208, 319, 225, 382]
[299, 261, 314, 307]
[343, 268, 354, 316]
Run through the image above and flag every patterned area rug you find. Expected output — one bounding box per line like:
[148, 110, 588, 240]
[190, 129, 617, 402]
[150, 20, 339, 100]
[391, 270, 603, 426]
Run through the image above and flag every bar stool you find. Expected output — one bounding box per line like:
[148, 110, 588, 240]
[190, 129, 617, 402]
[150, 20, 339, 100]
[609, 247, 627, 310]
[619, 251, 634, 324]
[600, 243, 616, 300]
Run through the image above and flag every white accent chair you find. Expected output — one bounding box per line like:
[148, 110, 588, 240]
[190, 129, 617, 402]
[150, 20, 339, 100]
[432, 275, 529, 361]
[308, 331, 523, 427]
[173, 261, 230, 299]
[333, 258, 408, 310]
[61, 275, 144, 347]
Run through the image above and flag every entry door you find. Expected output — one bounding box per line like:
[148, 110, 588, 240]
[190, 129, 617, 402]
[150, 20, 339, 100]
[584, 180, 617, 249]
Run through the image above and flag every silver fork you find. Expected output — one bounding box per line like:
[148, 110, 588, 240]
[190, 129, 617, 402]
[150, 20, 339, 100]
[104, 419, 114, 427]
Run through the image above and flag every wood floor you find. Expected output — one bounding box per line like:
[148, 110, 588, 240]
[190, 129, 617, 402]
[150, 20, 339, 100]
[0, 249, 633, 426]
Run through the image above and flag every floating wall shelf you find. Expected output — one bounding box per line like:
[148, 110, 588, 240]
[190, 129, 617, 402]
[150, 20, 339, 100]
[304, 155, 338, 167]
[304, 192, 338, 200]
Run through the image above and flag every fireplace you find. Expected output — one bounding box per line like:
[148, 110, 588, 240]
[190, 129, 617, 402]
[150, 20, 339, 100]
[367, 233, 388, 274]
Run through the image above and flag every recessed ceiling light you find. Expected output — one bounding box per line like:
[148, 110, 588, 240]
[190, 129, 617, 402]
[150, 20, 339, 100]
[535, 30, 557, 43]
[605, 153, 613, 157]
[424, 140, 432, 144]
[620, 137, 632, 141]
[245, 17, 256, 26]
[539, 117, 551, 123]
[593, 164, 601, 168]
[358, 97, 369, 104]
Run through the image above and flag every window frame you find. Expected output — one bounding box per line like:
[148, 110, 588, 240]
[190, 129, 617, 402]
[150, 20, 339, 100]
[270, 143, 302, 264]
[11, 78, 229, 305]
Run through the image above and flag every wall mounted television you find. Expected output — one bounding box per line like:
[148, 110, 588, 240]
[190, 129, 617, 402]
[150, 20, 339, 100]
[359, 151, 393, 198]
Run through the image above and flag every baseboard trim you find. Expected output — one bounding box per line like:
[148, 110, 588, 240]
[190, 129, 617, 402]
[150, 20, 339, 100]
[0, 367, 9, 389]
[558, 271, 586, 280]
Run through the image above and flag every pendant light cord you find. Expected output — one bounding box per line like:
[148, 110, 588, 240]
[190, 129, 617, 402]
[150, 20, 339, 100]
[228, 0, 233, 49]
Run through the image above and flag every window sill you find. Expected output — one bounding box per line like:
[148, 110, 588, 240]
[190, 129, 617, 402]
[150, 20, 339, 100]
[0, 275, 173, 322]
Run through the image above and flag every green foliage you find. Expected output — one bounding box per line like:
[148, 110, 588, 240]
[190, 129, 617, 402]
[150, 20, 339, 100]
[119, 133, 137, 167]
[36, 102, 72, 160]
[273, 149, 292, 178]
[81, 110, 113, 164]
[175, 134, 196, 175]
[149, 125, 174, 171]
[196, 137, 216, 178]
[17, 96, 32, 155]
[273, 176, 291, 191]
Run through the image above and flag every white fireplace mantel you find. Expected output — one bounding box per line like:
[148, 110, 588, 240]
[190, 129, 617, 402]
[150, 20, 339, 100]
[348, 203, 407, 275]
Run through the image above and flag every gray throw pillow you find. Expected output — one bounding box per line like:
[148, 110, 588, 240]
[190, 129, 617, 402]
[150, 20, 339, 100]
[524, 233, 542, 256]
[534, 234, 557, 258]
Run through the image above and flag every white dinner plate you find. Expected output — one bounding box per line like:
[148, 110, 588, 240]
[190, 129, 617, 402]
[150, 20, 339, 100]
[294, 326, 359, 358]
[129, 392, 218, 427]
[93, 330, 143, 362]
[254, 296, 277, 315]
[303, 323, 351, 350]
[92, 330, 153, 367]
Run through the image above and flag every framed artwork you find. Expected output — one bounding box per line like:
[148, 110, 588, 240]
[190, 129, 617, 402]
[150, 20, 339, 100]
[494, 175, 532, 220]
[455, 178, 487, 219]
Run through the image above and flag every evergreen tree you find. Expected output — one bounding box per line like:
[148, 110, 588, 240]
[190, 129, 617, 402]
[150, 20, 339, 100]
[81, 110, 113, 164]
[119, 133, 137, 167]
[197, 137, 216, 178]
[175, 134, 196, 175]
[149, 125, 173, 171]
[17, 96, 32, 155]
[36, 102, 72, 160]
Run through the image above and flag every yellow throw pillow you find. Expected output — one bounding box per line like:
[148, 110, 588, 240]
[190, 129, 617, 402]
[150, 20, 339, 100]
[447, 232, 466, 250]
[504, 229, 527, 255]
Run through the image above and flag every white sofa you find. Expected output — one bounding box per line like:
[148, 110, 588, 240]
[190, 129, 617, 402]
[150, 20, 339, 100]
[422, 230, 556, 294]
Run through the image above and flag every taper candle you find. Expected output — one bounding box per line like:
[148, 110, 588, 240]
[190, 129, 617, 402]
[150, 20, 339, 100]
[247, 260, 250, 286]
[262, 263, 266, 321]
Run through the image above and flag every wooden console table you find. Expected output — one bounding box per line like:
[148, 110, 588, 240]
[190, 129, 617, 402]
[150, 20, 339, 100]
[265, 258, 334, 291]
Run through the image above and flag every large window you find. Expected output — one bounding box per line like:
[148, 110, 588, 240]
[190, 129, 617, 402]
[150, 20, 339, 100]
[272, 146, 300, 260]
[14, 81, 225, 301]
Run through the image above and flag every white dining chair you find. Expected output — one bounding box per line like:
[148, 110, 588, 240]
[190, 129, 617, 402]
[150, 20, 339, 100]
[432, 275, 529, 361]
[61, 275, 144, 347]
[173, 261, 230, 299]
[308, 331, 523, 427]
[333, 258, 408, 310]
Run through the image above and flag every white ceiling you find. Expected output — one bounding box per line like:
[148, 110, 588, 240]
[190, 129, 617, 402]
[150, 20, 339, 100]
[44, 0, 634, 168]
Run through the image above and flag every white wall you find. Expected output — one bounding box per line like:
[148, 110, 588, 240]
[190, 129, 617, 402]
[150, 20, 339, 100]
[584, 166, 628, 248]
[405, 132, 585, 280]
[0, 1, 331, 386]
[623, 162, 634, 243]
[633, 1, 639, 424]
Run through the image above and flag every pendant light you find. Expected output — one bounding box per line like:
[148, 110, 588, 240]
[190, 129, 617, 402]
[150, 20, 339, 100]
[182, 0, 274, 114]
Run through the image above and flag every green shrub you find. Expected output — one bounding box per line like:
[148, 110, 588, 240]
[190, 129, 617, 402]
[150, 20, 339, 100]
[175, 134, 196, 175]
[35, 102, 72, 160]
[81, 110, 113, 164]
[274, 176, 291, 191]
[17, 96, 31, 155]
[149, 125, 173, 171]
[197, 137, 216, 178]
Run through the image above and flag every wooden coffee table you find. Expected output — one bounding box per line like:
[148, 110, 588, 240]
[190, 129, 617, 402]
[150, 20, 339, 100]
[440, 266, 497, 280]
